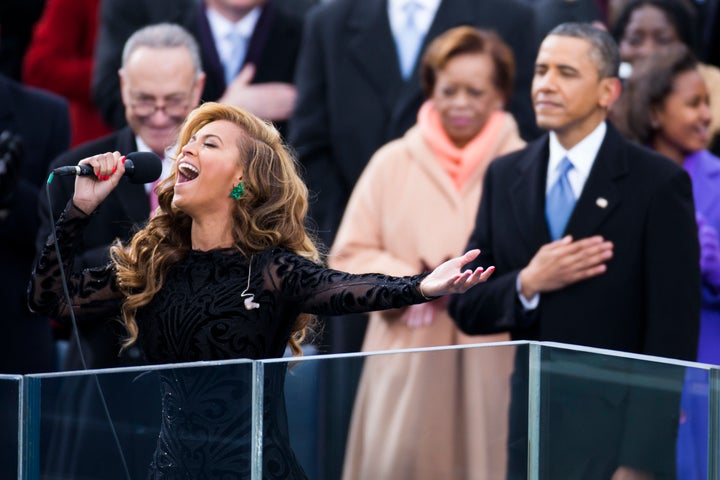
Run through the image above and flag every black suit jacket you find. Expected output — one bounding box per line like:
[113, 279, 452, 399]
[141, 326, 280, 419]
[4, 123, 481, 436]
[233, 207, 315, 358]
[449, 123, 701, 478]
[36, 127, 150, 370]
[92, 0, 303, 135]
[0, 74, 69, 374]
[288, 0, 538, 246]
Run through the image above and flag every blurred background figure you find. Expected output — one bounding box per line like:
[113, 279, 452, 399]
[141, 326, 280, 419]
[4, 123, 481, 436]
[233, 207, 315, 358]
[289, 0, 537, 357]
[611, 0, 720, 154]
[607, 0, 719, 66]
[23, 0, 112, 147]
[612, 43, 720, 480]
[526, 0, 607, 40]
[92, 0, 312, 137]
[0, 0, 45, 80]
[332, 27, 523, 480]
[0, 67, 69, 375]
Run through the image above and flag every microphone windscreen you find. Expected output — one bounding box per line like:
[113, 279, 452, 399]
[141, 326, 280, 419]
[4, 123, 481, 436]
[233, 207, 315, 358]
[126, 152, 162, 184]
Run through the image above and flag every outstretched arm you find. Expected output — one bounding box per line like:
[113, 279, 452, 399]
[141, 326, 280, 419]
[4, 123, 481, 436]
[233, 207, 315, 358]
[269, 248, 494, 316]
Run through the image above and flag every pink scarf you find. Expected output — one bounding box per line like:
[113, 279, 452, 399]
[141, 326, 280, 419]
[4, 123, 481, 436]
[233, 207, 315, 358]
[418, 100, 505, 191]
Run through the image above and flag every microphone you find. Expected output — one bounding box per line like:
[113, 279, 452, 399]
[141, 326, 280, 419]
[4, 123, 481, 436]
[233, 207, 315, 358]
[52, 152, 162, 184]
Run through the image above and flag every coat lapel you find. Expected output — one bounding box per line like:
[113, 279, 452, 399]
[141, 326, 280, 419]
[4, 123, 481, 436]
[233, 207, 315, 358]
[346, 0, 404, 112]
[565, 124, 626, 239]
[510, 136, 552, 249]
[114, 128, 151, 223]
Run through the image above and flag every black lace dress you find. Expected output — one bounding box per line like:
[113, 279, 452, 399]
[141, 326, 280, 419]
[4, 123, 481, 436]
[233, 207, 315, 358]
[29, 202, 429, 479]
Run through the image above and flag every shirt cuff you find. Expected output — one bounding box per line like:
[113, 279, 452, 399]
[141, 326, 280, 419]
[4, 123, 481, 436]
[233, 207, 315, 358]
[516, 273, 539, 310]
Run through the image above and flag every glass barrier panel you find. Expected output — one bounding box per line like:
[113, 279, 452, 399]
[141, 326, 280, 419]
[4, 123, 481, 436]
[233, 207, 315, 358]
[0, 375, 22, 479]
[261, 341, 524, 480]
[537, 343, 712, 480]
[24, 359, 253, 480]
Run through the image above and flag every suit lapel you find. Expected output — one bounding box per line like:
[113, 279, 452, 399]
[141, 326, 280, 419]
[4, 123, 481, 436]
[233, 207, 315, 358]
[346, 0, 404, 113]
[510, 136, 552, 249]
[195, 3, 226, 99]
[243, 4, 274, 70]
[114, 129, 151, 223]
[565, 124, 627, 239]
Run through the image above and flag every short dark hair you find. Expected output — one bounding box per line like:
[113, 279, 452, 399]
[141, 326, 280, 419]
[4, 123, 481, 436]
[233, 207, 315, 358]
[616, 43, 698, 145]
[611, 0, 697, 54]
[420, 26, 516, 102]
[548, 22, 621, 78]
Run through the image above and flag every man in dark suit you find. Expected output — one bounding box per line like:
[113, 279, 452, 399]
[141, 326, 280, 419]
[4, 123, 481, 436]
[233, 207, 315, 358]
[92, 0, 307, 136]
[37, 23, 205, 371]
[0, 73, 69, 375]
[0, 71, 68, 478]
[449, 23, 700, 479]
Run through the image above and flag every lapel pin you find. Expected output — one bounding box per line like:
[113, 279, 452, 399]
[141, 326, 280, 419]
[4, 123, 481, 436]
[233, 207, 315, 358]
[596, 197, 608, 209]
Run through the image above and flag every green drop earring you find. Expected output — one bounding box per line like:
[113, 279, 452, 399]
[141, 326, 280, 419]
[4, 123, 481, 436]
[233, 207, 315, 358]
[229, 182, 245, 200]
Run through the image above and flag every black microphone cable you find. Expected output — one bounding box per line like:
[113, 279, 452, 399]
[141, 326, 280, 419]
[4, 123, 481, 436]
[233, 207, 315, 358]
[45, 172, 133, 480]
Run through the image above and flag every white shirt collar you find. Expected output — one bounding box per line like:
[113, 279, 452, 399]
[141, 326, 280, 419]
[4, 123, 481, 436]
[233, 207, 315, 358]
[206, 6, 261, 39]
[388, 0, 441, 35]
[135, 135, 173, 191]
[546, 121, 607, 197]
[206, 6, 261, 53]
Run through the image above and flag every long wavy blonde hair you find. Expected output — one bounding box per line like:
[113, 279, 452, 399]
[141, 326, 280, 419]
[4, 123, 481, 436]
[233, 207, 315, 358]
[110, 102, 320, 356]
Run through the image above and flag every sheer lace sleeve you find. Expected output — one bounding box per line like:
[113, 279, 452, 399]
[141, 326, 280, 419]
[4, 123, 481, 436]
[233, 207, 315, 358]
[28, 201, 122, 319]
[263, 248, 429, 315]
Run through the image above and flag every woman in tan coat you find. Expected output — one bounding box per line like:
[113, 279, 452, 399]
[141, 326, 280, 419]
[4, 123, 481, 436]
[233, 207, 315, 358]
[330, 27, 526, 480]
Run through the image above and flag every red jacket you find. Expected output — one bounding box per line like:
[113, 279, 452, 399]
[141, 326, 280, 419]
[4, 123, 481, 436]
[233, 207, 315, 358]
[23, 0, 111, 147]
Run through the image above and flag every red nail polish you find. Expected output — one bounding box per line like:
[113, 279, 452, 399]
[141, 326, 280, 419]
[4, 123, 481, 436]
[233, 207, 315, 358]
[121, 156, 126, 164]
[112, 166, 117, 174]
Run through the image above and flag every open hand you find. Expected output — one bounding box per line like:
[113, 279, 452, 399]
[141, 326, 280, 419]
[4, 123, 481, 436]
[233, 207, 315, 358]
[419, 249, 494, 298]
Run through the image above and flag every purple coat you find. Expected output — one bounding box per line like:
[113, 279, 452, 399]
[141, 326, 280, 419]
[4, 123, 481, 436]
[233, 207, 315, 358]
[684, 149, 720, 364]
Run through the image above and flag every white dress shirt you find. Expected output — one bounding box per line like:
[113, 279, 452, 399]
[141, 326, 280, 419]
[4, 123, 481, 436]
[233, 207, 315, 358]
[206, 6, 262, 82]
[517, 121, 608, 310]
[135, 136, 173, 194]
[387, 0, 441, 37]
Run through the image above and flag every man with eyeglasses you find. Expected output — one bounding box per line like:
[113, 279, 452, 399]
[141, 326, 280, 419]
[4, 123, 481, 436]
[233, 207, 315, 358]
[31, 23, 204, 478]
[35, 23, 205, 373]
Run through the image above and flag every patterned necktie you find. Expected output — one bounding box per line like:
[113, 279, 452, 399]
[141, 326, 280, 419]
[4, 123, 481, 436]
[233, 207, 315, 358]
[396, 1, 423, 79]
[545, 156, 576, 240]
[224, 29, 247, 85]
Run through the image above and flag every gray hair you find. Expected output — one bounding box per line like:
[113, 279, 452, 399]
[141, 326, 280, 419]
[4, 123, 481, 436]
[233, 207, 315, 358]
[121, 23, 203, 77]
[548, 22, 620, 78]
